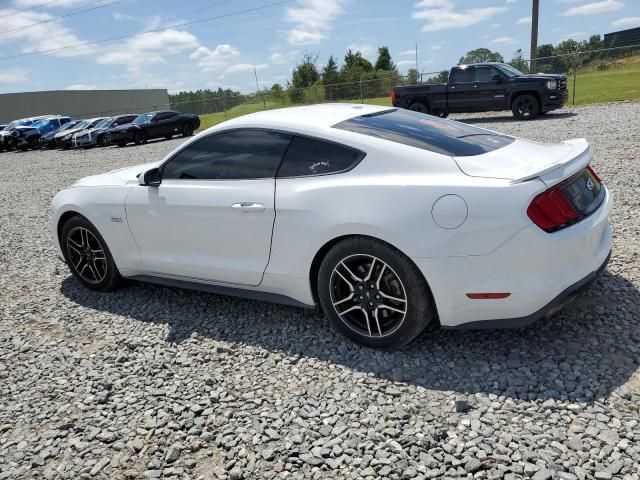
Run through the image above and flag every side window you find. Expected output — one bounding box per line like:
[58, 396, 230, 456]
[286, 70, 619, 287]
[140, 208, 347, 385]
[277, 136, 364, 178]
[60, 118, 70, 125]
[156, 112, 176, 121]
[475, 67, 494, 82]
[452, 67, 474, 83]
[162, 129, 292, 180]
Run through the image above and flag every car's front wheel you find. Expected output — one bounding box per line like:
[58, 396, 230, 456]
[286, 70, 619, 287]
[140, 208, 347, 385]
[61, 215, 121, 291]
[512, 94, 540, 120]
[181, 123, 194, 137]
[134, 131, 147, 145]
[318, 237, 434, 349]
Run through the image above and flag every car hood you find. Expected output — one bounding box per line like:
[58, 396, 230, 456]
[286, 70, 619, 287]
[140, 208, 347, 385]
[72, 162, 162, 187]
[55, 127, 85, 138]
[453, 137, 590, 185]
[515, 73, 565, 80]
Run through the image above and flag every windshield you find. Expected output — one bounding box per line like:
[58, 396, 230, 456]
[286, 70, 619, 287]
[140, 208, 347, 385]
[496, 64, 524, 77]
[132, 113, 153, 125]
[58, 121, 78, 131]
[333, 108, 514, 157]
[88, 118, 105, 128]
[94, 117, 112, 129]
[32, 119, 53, 129]
[71, 120, 89, 130]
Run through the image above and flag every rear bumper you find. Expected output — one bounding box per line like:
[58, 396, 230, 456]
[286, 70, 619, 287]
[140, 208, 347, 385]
[414, 187, 613, 327]
[444, 249, 610, 329]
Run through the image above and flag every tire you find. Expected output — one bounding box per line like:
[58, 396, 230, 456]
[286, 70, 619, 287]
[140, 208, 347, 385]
[409, 102, 429, 114]
[97, 135, 107, 147]
[134, 130, 147, 145]
[317, 236, 434, 349]
[181, 123, 194, 137]
[511, 94, 540, 120]
[60, 215, 121, 292]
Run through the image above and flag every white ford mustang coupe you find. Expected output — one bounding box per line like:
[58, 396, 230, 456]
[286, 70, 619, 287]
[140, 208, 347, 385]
[51, 104, 612, 349]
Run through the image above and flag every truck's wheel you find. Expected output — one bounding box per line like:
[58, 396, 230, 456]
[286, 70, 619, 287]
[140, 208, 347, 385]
[409, 102, 429, 114]
[512, 94, 539, 120]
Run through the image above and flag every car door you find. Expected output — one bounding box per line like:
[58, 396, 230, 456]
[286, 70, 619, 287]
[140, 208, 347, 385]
[125, 129, 292, 286]
[447, 66, 477, 111]
[149, 112, 177, 138]
[472, 66, 509, 110]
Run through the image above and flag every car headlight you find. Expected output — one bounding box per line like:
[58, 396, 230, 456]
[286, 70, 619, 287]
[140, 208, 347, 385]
[546, 80, 557, 90]
[62, 133, 72, 141]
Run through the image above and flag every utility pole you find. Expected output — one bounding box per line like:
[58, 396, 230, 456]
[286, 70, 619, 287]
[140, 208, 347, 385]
[415, 42, 418, 73]
[254, 65, 267, 110]
[530, 0, 539, 72]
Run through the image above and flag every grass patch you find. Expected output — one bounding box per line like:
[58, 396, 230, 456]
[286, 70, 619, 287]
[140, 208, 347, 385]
[568, 55, 640, 105]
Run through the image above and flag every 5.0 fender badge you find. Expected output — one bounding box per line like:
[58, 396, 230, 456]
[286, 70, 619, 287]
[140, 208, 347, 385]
[110, 217, 123, 223]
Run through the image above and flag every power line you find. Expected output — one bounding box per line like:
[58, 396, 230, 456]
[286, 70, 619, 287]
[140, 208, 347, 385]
[0, 0, 129, 38]
[0, 0, 65, 20]
[0, 0, 295, 61]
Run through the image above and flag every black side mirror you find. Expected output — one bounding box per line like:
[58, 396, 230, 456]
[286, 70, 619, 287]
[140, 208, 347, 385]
[138, 167, 161, 187]
[492, 74, 502, 83]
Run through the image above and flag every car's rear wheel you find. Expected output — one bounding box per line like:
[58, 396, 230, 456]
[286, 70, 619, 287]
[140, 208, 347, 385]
[318, 237, 434, 349]
[134, 131, 147, 145]
[181, 123, 194, 137]
[61, 216, 121, 291]
[409, 102, 429, 114]
[512, 94, 539, 120]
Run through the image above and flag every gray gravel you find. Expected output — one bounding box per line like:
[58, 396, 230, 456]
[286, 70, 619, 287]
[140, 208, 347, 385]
[1, 101, 639, 480]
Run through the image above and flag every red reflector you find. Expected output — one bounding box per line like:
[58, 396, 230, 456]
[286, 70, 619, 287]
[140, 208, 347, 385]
[587, 165, 601, 183]
[466, 293, 511, 299]
[390, 89, 397, 103]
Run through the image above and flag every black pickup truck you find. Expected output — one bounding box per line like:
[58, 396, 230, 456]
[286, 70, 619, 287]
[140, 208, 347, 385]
[106, 110, 201, 146]
[391, 63, 568, 120]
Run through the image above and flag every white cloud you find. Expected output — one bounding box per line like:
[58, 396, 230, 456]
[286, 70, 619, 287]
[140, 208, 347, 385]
[560, 31, 587, 39]
[0, 8, 94, 57]
[611, 16, 640, 28]
[490, 36, 516, 46]
[399, 49, 417, 56]
[65, 83, 99, 90]
[97, 30, 199, 68]
[346, 42, 375, 57]
[412, 1, 509, 32]
[397, 59, 417, 67]
[562, 0, 623, 16]
[0, 69, 28, 83]
[268, 52, 287, 65]
[431, 44, 442, 50]
[190, 44, 240, 71]
[506, 0, 517, 3]
[112, 12, 134, 21]
[285, 0, 345, 45]
[516, 16, 531, 24]
[226, 63, 268, 74]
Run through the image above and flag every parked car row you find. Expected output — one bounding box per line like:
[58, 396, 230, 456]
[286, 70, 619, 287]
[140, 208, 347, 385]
[0, 110, 201, 152]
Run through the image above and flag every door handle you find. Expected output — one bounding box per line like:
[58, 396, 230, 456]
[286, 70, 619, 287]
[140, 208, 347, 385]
[472, 84, 478, 88]
[231, 202, 265, 212]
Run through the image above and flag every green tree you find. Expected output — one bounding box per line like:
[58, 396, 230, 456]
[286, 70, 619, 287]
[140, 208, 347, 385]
[321, 55, 340, 85]
[459, 48, 504, 64]
[374, 46, 395, 71]
[510, 49, 529, 73]
[289, 54, 320, 103]
[270, 83, 285, 103]
[406, 68, 419, 85]
[425, 70, 449, 84]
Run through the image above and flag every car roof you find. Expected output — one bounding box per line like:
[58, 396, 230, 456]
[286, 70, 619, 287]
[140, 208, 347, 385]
[222, 103, 393, 130]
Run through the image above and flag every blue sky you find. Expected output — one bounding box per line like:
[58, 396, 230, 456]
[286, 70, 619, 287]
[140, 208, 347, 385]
[0, 0, 638, 94]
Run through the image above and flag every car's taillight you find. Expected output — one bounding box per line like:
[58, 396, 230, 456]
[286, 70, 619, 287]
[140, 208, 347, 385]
[527, 165, 603, 233]
[527, 188, 579, 232]
[390, 89, 397, 104]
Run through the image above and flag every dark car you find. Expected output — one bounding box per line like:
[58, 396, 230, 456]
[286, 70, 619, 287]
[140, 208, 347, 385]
[14, 116, 73, 151]
[391, 62, 568, 120]
[106, 110, 200, 147]
[72, 114, 139, 148]
[55, 117, 106, 149]
[40, 120, 82, 149]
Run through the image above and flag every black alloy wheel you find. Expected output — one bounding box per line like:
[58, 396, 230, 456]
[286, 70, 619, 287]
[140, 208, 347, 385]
[512, 94, 540, 120]
[318, 237, 434, 349]
[61, 216, 120, 291]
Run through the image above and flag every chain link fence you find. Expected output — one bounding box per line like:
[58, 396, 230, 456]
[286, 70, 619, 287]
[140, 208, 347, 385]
[68, 44, 640, 128]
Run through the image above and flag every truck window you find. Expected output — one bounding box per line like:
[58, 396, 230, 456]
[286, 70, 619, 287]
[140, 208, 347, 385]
[333, 108, 515, 157]
[475, 67, 495, 82]
[451, 67, 474, 83]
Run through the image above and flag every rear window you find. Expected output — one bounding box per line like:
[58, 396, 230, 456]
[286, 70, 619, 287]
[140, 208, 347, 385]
[333, 109, 515, 157]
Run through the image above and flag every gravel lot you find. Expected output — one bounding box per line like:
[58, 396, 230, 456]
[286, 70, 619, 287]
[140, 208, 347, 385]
[0, 101, 639, 480]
